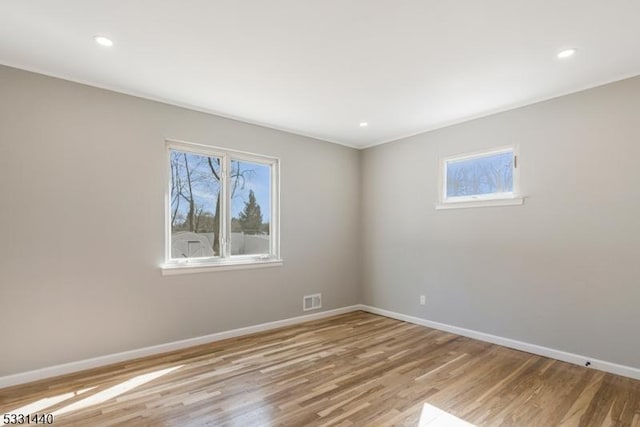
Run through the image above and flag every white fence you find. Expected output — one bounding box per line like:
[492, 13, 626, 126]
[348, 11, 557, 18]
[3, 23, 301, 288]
[172, 231, 269, 258]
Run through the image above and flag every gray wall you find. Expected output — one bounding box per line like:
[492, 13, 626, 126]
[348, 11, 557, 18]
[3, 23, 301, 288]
[361, 76, 640, 368]
[2, 64, 638, 378]
[0, 66, 361, 376]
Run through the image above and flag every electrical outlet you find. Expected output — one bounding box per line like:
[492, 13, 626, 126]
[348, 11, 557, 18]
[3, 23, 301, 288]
[420, 295, 426, 305]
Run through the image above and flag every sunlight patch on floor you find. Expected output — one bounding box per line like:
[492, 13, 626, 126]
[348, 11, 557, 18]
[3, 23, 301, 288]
[52, 365, 183, 416]
[418, 403, 475, 427]
[0, 387, 96, 425]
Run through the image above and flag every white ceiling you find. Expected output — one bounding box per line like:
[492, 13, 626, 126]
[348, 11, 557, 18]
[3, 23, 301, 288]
[1, 1, 639, 148]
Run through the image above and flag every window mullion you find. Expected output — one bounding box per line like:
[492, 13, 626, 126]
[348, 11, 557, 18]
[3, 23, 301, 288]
[218, 155, 226, 259]
[271, 162, 279, 258]
[222, 155, 232, 260]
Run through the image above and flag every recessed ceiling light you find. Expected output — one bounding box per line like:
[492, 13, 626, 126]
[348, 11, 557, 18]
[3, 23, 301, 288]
[557, 48, 576, 59]
[359, 122, 368, 127]
[94, 35, 114, 47]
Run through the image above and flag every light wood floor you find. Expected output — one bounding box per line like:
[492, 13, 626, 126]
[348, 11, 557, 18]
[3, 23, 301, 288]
[1, 311, 639, 426]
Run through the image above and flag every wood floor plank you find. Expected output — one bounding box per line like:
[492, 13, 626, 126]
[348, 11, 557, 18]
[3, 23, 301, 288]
[1, 311, 638, 426]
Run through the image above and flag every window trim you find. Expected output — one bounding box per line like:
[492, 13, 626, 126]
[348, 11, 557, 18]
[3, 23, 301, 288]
[436, 145, 523, 210]
[162, 139, 281, 274]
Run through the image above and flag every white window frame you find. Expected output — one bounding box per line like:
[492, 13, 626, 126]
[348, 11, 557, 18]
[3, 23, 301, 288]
[436, 145, 524, 210]
[162, 139, 281, 275]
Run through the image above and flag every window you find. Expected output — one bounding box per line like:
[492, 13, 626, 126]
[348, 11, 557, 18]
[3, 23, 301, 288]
[437, 146, 523, 209]
[163, 140, 280, 274]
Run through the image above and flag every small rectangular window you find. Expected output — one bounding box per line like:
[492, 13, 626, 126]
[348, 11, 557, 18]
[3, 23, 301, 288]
[438, 146, 522, 209]
[164, 140, 280, 274]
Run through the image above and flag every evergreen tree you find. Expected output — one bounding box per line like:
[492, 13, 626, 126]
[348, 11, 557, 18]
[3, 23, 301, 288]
[238, 190, 263, 234]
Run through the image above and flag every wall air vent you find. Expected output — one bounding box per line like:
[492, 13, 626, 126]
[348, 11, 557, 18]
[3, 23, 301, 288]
[303, 294, 322, 311]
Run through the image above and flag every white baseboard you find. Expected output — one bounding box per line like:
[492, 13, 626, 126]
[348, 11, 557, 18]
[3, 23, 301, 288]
[3, 304, 638, 389]
[0, 305, 361, 389]
[358, 304, 640, 381]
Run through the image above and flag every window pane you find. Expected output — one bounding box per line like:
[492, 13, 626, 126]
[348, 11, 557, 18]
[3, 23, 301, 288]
[170, 150, 222, 258]
[230, 159, 271, 256]
[446, 151, 514, 198]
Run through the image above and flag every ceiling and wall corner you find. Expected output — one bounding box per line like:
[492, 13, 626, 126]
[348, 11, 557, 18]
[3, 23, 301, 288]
[1, 0, 639, 148]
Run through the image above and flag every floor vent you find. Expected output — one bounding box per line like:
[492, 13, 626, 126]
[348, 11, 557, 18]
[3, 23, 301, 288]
[303, 294, 322, 311]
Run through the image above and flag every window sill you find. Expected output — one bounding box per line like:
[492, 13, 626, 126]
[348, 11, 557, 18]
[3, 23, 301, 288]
[161, 259, 283, 276]
[435, 197, 524, 210]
